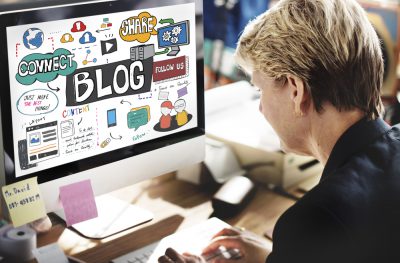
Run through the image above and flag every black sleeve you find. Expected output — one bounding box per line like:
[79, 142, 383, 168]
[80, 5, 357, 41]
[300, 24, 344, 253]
[266, 204, 353, 263]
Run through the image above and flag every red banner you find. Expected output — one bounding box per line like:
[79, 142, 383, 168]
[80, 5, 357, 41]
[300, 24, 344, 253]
[153, 56, 187, 82]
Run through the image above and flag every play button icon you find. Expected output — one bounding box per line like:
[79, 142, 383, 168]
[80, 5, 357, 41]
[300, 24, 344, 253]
[105, 42, 113, 52]
[101, 38, 117, 55]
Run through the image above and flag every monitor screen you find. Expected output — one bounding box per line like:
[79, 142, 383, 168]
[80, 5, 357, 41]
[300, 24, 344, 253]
[0, 0, 204, 190]
[157, 20, 190, 48]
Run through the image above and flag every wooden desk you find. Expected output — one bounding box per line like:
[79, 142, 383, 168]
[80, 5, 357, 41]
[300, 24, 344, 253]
[34, 174, 296, 263]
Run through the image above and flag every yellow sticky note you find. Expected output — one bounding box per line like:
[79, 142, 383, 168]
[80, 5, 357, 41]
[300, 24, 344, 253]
[1, 177, 46, 227]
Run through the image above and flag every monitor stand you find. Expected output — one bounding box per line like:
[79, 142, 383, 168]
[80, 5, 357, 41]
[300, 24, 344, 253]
[167, 46, 180, 56]
[55, 195, 153, 239]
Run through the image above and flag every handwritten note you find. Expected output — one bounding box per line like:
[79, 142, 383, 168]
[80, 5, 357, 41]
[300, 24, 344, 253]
[1, 177, 46, 227]
[59, 179, 98, 226]
[60, 125, 95, 155]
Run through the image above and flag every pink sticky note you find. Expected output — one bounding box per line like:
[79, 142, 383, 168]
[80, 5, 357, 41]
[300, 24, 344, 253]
[59, 179, 98, 226]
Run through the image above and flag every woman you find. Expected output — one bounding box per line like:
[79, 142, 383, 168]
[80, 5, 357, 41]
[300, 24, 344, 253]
[160, 0, 400, 262]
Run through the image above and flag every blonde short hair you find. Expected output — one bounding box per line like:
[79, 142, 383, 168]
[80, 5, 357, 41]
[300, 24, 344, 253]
[235, 0, 383, 119]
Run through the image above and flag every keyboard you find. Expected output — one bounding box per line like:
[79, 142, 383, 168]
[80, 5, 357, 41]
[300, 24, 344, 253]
[110, 241, 241, 263]
[110, 218, 241, 263]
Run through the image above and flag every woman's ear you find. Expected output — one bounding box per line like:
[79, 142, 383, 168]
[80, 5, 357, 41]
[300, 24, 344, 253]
[287, 74, 309, 117]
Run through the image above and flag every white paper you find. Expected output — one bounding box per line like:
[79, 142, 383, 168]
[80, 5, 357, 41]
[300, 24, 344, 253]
[32, 243, 69, 263]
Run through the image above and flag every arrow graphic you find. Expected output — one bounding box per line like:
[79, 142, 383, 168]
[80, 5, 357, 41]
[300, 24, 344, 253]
[120, 99, 132, 105]
[47, 83, 60, 92]
[16, 43, 21, 58]
[96, 28, 110, 33]
[110, 133, 122, 140]
[159, 18, 175, 25]
[155, 48, 170, 56]
[47, 37, 55, 51]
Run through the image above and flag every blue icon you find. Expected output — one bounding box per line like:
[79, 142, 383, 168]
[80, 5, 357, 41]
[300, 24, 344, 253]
[107, 109, 116, 127]
[29, 133, 41, 146]
[23, 28, 44, 50]
[157, 21, 189, 56]
[79, 32, 96, 44]
[30, 137, 40, 143]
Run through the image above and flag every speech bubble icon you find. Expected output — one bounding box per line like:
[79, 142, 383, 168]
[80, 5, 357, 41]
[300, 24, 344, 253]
[17, 89, 59, 116]
[127, 106, 150, 131]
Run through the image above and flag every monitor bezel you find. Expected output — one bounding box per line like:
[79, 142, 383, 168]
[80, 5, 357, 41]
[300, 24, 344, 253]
[0, 0, 204, 186]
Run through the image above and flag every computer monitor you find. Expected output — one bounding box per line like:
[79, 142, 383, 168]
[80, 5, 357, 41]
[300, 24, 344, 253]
[0, 0, 205, 238]
[157, 20, 190, 56]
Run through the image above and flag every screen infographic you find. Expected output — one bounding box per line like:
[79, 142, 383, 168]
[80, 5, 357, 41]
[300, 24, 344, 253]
[6, 3, 198, 177]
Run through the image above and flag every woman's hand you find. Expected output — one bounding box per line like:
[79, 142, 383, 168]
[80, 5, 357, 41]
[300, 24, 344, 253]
[158, 248, 206, 263]
[158, 227, 270, 263]
[201, 227, 271, 262]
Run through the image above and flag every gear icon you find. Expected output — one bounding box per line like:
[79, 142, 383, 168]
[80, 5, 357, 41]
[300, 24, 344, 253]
[171, 37, 179, 44]
[162, 31, 171, 42]
[172, 26, 182, 36]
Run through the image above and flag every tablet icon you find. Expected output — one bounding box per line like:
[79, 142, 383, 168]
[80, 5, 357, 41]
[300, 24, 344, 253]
[107, 109, 117, 127]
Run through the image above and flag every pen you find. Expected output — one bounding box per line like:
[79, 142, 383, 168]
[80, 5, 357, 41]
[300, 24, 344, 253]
[203, 246, 242, 262]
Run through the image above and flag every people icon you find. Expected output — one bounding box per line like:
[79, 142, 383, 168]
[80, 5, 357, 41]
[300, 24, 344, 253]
[155, 99, 192, 132]
[159, 100, 173, 129]
[174, 99, 188, 126]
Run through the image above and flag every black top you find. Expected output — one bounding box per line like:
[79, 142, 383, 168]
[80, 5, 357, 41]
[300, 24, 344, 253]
[266, 117, 400, 263]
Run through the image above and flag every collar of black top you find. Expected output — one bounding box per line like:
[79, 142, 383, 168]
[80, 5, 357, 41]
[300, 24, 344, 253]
[321, 117, 391, 180]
